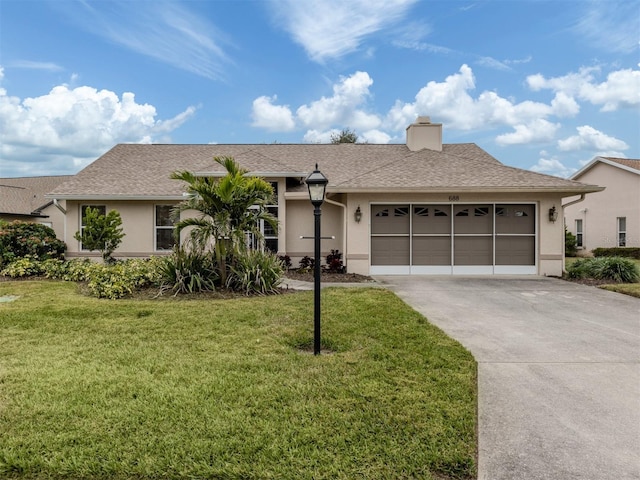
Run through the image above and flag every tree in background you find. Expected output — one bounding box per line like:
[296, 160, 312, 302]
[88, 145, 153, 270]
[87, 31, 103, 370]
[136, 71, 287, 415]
[330, 128, 358, 144]
[74, 208, 125, 263]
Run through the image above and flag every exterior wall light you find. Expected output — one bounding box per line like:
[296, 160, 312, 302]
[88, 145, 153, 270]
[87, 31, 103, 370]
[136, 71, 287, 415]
[549, 205, 558, 223]
[354, 205, 362, 223]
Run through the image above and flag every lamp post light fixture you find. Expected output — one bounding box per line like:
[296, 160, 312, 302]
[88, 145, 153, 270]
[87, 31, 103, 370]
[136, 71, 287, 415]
[305, 164, 329, 355]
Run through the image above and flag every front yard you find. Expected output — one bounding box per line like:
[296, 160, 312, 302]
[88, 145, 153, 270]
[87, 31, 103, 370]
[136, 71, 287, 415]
[0, 281, 477, 479]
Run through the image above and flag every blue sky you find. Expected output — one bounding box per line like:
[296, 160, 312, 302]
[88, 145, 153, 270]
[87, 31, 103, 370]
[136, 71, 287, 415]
[0, 0, 638, 179]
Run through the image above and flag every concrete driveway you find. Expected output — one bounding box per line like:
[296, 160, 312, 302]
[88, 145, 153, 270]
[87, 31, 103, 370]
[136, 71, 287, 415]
[376, 276, 640, 480]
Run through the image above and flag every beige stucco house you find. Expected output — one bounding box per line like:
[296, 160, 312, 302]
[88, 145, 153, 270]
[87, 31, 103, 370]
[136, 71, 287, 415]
[564, 157, 640, 254]
[0, 175, 72, 239]
[46, 117, 603, 276]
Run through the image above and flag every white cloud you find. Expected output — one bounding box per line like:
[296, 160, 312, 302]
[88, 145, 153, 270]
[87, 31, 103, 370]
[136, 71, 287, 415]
[550, 92, 580, 117]
[9, 60, 65, 72]
[251, 96, 295, 131]
[0, 79, 195, 175]
[252, 71, 380, 134]
[52, 0, 232, 80]
[302, 129, 335, 143]
[572, 1, 639, 54]
[297, 71, 377, 129]
[527, 67, 640, 111]
[361, 129, 391, 143]
[269, 0, 417, 62]
[386, 64, 560, 137]
[496, 119, 560, 146]
[530, 154, 576, 178]
[557, 125, 630, 152]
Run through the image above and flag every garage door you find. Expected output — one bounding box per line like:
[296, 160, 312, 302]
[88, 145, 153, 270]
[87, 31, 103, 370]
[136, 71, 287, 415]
[370, 204, 536, 275]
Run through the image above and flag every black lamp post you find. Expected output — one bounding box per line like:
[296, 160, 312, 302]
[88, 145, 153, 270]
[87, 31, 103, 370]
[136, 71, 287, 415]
[305, 164, 328, 355]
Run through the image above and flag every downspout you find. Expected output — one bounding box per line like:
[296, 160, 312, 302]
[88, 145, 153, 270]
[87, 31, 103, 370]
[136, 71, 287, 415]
[560, 193, 586, 270]
[53, 199, 67, 246]
[562, 193, 585, 209]
[324, 197, 347, 269]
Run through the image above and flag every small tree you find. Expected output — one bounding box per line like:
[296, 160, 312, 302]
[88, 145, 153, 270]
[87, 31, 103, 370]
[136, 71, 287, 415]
[330, 128, 358, 144]
[74, 208, 125, 263]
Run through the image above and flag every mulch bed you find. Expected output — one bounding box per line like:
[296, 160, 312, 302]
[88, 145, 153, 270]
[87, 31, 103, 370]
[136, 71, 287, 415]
[284, 270, 375, 283]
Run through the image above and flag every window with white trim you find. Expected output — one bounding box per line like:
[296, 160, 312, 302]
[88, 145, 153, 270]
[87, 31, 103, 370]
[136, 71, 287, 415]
[155, 205, 176, 251]
[80, 205, 106, 250]
[575, 219, 583, 248]
[617, 217, 626, 247]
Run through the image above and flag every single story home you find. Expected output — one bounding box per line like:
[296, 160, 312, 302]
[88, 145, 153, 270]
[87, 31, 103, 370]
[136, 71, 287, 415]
[564, 156, 639, 253]
[47, 117, 603, 276]
[0, 175, 72, 238]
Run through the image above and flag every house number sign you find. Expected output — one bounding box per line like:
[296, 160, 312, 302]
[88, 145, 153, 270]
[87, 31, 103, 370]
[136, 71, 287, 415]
[448, 195, 460, 201]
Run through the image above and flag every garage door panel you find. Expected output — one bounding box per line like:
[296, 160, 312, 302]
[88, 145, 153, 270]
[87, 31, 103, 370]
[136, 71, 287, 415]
[371, 205, 410, 234]
[454, 236, 493, 265]
[496, 204, 535, 234]
[371, 236, 410, 265]
[412, 205, 451, 234]
[412, 236, 451, 265]
[454, 205, 493, 234]
[496, 236, 535, 265]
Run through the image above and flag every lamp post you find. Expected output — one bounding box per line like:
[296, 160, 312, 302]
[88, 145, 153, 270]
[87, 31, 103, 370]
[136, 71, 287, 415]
[305, 164, 328, 355]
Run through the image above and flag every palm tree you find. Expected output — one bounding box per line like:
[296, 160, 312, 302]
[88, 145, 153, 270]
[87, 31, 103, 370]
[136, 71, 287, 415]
[171, 156, 278, 285]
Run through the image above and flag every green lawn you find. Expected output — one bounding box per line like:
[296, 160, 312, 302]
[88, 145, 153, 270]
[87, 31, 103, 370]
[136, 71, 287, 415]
[0, 281, 477, 480]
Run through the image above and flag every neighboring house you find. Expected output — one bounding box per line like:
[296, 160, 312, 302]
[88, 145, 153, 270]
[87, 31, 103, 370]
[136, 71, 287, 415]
[564, 156, 640, 254]
[47, 117, 603, 276]
[0, 175, 72, 239]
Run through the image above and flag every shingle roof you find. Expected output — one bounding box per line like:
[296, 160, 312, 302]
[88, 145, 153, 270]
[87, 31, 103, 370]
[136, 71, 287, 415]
[571, 156, 640, 180]
[600, 157, 640, 171]
[48, 143, 601, 199]
[0, 175, 73, 216]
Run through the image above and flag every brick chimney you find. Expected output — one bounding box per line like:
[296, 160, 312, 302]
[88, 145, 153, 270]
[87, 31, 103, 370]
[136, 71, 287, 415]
[406, 116, 443, 152]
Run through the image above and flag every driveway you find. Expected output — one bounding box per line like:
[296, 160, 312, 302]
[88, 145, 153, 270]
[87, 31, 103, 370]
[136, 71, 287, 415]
[376, 276, 640, 480]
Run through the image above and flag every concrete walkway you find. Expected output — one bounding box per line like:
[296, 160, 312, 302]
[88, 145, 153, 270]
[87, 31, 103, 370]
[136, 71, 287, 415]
[376, 276, 640, 480]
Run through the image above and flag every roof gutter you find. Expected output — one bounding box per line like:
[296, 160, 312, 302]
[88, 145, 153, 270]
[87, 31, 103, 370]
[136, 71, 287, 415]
[44, 195, 186, 201]
[561, 193, 586, 209]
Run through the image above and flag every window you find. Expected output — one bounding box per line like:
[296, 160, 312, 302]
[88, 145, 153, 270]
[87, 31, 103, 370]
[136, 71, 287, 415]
[247, 182, 279, 253]
[575, 219, 583, 248]
[155, 205, 176, 251]
[414, 207, 429, 217]
[617, 217, 626, 247]
[80, 205, 106, 250]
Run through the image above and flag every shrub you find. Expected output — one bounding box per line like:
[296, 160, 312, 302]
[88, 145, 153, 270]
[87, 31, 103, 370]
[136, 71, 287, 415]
[86, 259, 165, 299]
[228, 250, 284, 295]
[566, 256, 639, 283]
[1, 256, 45, 278]
[592, 247, 640, 260]
[0, 221, 65, 267]
[298, 256, 315, 272]
[325, 249, 345, 273]
[157, 247, 219, 294]
[278, 255, 292, 269]
[565, 228, 577, 257]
